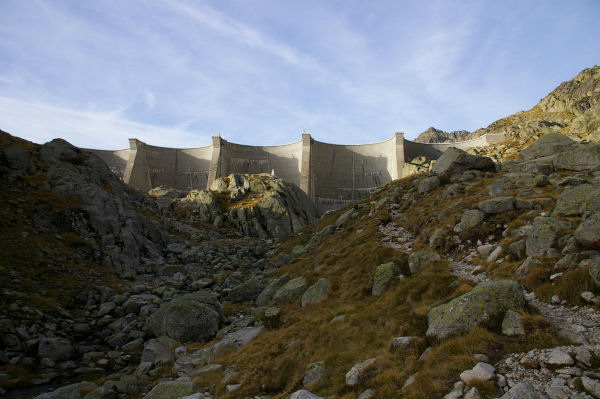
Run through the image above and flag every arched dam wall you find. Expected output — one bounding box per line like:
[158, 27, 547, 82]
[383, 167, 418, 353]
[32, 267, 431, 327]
[88, 132, 503, 210]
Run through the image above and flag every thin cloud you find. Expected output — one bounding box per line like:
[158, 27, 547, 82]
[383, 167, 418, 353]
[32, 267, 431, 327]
[0, 96, 211, 149]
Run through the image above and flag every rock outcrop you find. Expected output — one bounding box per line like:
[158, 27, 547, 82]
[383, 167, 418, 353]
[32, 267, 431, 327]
[426, 280, 526, 339]
[415, 127, 472, 143]
[178, 173, 320, 238]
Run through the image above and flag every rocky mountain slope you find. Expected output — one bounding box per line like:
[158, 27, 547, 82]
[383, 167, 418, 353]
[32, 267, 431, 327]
[416, 66, 600, 164]
[2, 128, 600, 399]
[414, 127, 472, 143]
[1, 67, 600, 399]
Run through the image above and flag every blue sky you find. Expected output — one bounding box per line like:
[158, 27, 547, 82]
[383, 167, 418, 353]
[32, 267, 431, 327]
[0, 0, 598, 149]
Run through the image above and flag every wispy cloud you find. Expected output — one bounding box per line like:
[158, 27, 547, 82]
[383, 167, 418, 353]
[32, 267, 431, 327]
[0, 96, 210, 149]
[0, 0, 598, 147]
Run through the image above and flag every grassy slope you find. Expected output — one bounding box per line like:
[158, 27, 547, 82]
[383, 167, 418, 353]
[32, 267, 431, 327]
[193, 174, 570, 399]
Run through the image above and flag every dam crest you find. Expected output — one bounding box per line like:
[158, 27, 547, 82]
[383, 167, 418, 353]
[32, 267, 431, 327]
[90, 132, 504, 211]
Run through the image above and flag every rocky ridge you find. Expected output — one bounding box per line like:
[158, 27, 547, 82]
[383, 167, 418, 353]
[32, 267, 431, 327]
[414, 127, 473, 144]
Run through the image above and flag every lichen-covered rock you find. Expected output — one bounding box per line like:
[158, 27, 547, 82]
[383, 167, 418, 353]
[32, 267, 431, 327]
[256, 274, 290, 305]
[501, 310, 525, 336]
[477, 197, 514, 214]
[212, 326, 263, 359]
[553, 144, 600, 171]
[432, 147, 495, 176]
[302, 278, 329, 307]
[552, 184, 600, 216]
[418, 176, 440, 194]
[345, 358, 377, 386]
[336, 208, 358, 227]
[291, 244, 307, 258]
[372, 262, 400, 296]
[575, 212, 600, 248]
[426, 280, 526, 339]
[307, 225, 335, 249]
[34, 382, 97, 399]
[526, 216, 571, 257]
[181, 173, 320, 238]
[489, 177, 515, 196]
[228, 277, 265, 303]
[454, 209, 485, 233]
[518, 133, 576, 161]
[273, 277, 307, 304]
[429, 228, 446, 248]
[146, 290, 224, 343]
[303, 361, 325, 386]
[408, 251, 441, 275]
[142, 381, 196, 399]
[140, 336, 179, 368]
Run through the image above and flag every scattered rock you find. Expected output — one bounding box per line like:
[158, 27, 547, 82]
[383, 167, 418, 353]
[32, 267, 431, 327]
[408, 251, 441, 275]
[575, 212, 600, 248]
[426, 280, 526, 339]
[346, 358, 376, 386]
[418, 176, 440, 194]
[146, 290, 224, 343]
[477, 197, 514, 214]
[459, 362, 495, 384]
[273, 277, 308, 305]
[372, 262, 400, 296]
[303, 361, 325, 386]
[432, 147, 495, 176]
[502, 310, 525, 336]
[302, 278, 329, 307]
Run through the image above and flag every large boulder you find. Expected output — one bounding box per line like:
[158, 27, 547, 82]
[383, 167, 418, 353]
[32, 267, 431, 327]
[418, 176, 440, 194]
[140, 336, 179, 368]
[432, 147, 495, 176]
[553, 144, 600, 171]
[302, 278, 330, 307]
[518, 133, 576, 161]
[454, 209, 485, 233]
[477, 197, 514, 214]
[346, 358, 377, 386]
[256, 274, 290, 305]
[526, 217, 571, 257]
[575, 212, 600, 248]
[273, 277, 308, 304]
[552, 184, 600, 217]
[372, 263, 400, 296]
[146, 290, 225, 343]
[426, 280, 526, 339]
[228, 277, 265, 303]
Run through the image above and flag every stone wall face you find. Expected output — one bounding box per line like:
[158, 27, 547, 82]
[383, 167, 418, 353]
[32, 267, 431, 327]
[88, 133, 502, 209]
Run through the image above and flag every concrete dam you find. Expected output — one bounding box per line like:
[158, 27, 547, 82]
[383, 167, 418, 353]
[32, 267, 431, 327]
[90, 132, 504, 210]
